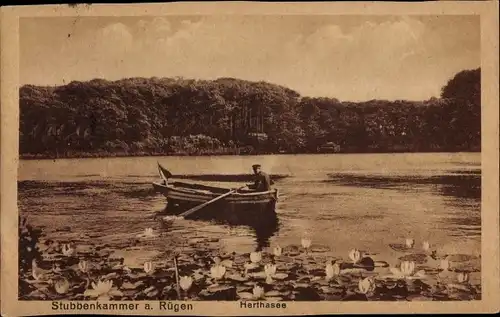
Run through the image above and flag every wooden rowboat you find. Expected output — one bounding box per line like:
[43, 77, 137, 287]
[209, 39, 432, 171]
[152, 163, 279, 211]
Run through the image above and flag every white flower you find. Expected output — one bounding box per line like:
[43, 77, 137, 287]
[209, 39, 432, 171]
[78, 260, 89, 273]
[265, 275, 274, 284]
[210, 264, 226, 280]
[325, 262, 340, 280]
[213, 257, 221, 265]
[422, 241, 430, 252]
[253, 285, 265, 299]
[250, 252, 262, 264]
[137, 228, 157, 238]
[61, 244, 74, 257]
[358, 277, 375, 294]
[84, 279, 123, 301]
[54, 278, 70, 294]
[349, 249, 361, 264]
[440, 259, 450, 271]
[179, 276, 193, 291]
[264, 264, 277, 277]
[301, 237, 312, 249]
[405, 238, 415, 249]
[401, 261, 415, 276]
[387, 261, 426, 280]
[273, 245, 282, 257]
[457, 272, 469, 284]
[143, 261, 155, 274]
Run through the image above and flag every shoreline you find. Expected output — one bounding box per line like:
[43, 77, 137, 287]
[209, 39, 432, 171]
[19, 149, 481, 161]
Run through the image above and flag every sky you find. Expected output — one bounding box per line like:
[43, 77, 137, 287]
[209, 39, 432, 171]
[20, 15, 480, 101]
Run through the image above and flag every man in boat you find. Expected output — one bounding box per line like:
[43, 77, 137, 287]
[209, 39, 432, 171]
[247, 164, 273, 192]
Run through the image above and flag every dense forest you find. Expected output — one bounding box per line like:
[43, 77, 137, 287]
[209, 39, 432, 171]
[19, 68, 480, 158]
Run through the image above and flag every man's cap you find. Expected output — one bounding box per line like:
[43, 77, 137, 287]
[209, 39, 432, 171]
[252, 164, 261, 169]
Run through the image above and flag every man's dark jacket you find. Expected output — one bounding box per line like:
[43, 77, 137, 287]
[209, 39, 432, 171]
[249, 171, 273, 192]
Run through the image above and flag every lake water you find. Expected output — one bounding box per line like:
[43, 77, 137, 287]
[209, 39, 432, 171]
[18, 152, 481, 268]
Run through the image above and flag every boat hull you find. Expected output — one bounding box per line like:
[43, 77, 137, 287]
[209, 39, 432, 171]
[152, 181, 278, 207]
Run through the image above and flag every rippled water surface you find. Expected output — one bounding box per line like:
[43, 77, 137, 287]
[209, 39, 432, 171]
[18, 153, 481, 264]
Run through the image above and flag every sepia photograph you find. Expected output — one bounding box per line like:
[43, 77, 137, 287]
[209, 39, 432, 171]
[1, 2, 499, 316]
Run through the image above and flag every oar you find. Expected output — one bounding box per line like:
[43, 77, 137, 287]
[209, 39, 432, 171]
[177, 185, 248, 219]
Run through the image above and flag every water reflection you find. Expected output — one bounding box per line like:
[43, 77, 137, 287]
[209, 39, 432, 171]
[160, 202, 280, 252]
[326, 170, 481, 201]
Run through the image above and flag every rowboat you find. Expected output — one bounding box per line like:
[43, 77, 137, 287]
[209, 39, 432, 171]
[152, 163, 279, 213]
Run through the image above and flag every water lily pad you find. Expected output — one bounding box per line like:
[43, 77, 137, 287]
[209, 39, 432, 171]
[244, 263, 260, 270]
[121, 281, 140, 290]
[264, 290, 281, 297]
[227, 274, 249, 282]
[249, 272, 268, 280]
[220, 260, 233, 268]
[102, 272, 119, 280]
[374, 261, 390, 268]
[272, 273, 289, 280]
[265, 296, 283, 301]
[340, 268, 368, 275]
[203, 285, 237, 300]
[398, 253, 428, 264]
[389, 243, 411, 252]
[237, 292, 254, 300]
[310, 245, 330, 253]
[314, 279, 331, 286]
[446, 254, 478, 262]
[293, 282, 311, 288]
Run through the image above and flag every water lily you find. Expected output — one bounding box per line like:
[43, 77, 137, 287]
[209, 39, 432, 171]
[421, 241, 430, 252]
[273, 245, 282, 257]
[388, 261, 426, 280]
[250, 252, 262, 264]
[84, 279, 123, 301]
[210, 264, 226, 280]
[358, 277, 376, 295]
[54, 278, 70, 294]
[213, 256, 221, 265]
[179, 276, 193, 291]
[301, 237, 312, 249]
[61, 244, 74, 257]
[144, 261, 155, 274]
[265, 275, 274, 284]
[401, 261, 415, 275]
[78, 260, 89, 273]
[349, 249, 361, 264]
[31, 260, 50, 281]
[440, 259, 450, 271]
[325, 262, 340, 280]
[253, 285, 265, 299]
[264, 264, 277, 277]
[137, 228, 156, 238]
[405, 238, 415, 249]
[457, 272, 469, 284]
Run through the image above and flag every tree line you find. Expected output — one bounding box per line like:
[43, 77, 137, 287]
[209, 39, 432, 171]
[19, 68, 480, 158]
